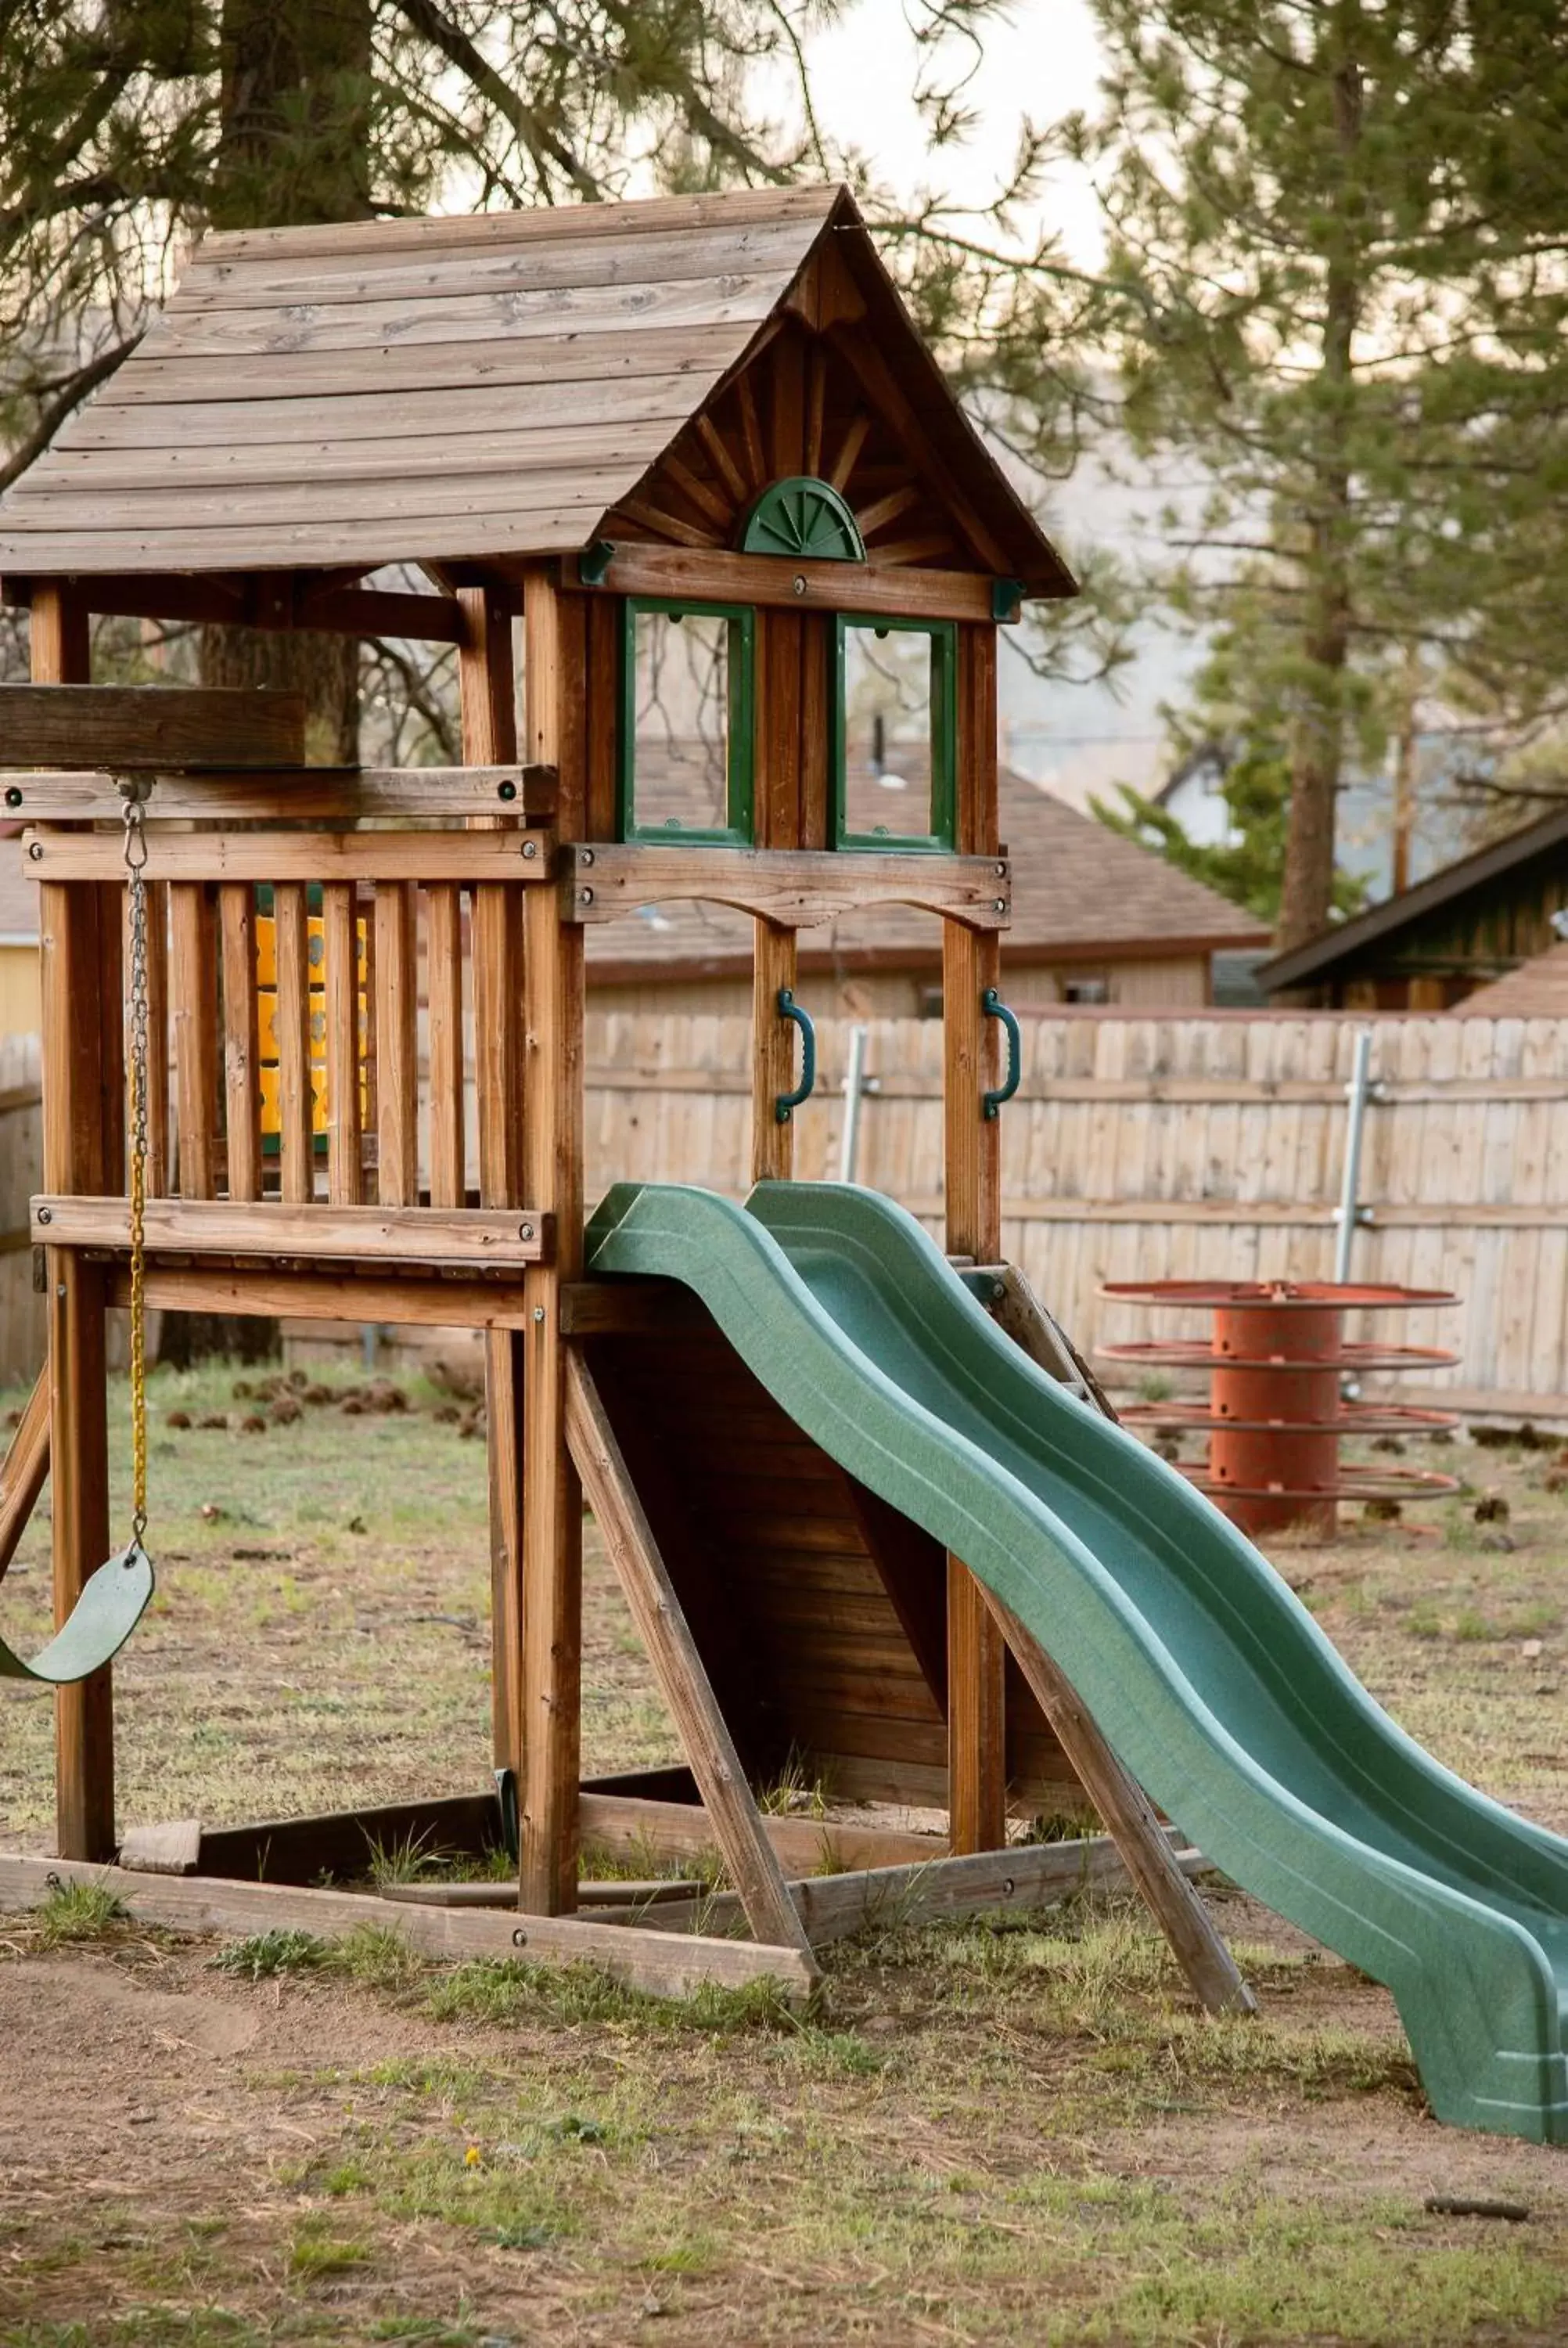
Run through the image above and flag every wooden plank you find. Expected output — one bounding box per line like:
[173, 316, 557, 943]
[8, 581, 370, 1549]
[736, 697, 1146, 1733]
[63, 376, 707, 454]
[119, 1819, 202, 1875]
[0, 685, 304, 769]
[605, 1831, 1208, 1943]
[373, 884, 419, 1206]
[34, 1195, 551, 1266]
[565, 1351, 817, 1968]
[564, 844, 1009, 931]
[112, 1264, 545, 1329]
[23, 828, 552, 884]
[518, 566, 584, 1914]
[4, 765, 556, 823]
[197, 182, 836, 263]
[0, 1367, 49, 1582]
[587, 544, 1005, 622]
[194, 1792, 497, 1884]
[577, 1790, 943, 1876]
[160, 887, 218, 1184]
[32, 589, 114, 1864]
[0, 1851, 817, 2004]
[753, 919, 797, 1184]
[143, 882, 170, 1197]
[216, 883, 261, 1202]
[424, 887, 465, 1209]
[321, 884, 361, 1207]
[182, 217, 825, 313]
[987, 1595, 1252, 2015]
[272, 882, 314, 1205]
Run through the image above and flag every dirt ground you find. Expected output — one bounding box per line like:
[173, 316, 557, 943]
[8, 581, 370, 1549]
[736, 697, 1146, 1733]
[3, 1361, 1568, 2346]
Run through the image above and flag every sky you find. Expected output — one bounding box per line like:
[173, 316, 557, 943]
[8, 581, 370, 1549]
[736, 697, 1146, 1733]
[795, 0, 1107, 267]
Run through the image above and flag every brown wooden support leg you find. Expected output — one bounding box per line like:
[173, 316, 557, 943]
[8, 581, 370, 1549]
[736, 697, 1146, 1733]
[753, 917, 798, 1186]
[986, 1594, 1254, 2016]
[943, 917, 1007, 1852]
[517, 567, 584, 1914]
[46, 1251, 113, 1860]
[565, 1352, 817, 1969]
[33, 585, 115, 1862]
[0, 1370, 50, 1580]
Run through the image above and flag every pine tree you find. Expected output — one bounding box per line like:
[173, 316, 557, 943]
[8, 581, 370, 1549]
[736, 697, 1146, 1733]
[1066, 0, 1568, 949]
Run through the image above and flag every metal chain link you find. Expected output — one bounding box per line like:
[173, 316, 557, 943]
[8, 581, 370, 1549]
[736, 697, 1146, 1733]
[119, 778, 152, 1545]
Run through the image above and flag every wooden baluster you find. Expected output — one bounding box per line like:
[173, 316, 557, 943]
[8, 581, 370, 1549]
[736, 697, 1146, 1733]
[359, 884, 377, 1194]
[217, 884, 261, 1202]
[34, 580, 114, 1861]
[273, 883, 314, 1205]
[169, 884, 218, 1199]
[144, 882, 170, 1197]
[945, 620, 1008, 1856]
[375, 882, 419, 1207]
[99, 882, 125, 1194]
[322, 882, 362, 1206]
[425, 886, 465, 1208]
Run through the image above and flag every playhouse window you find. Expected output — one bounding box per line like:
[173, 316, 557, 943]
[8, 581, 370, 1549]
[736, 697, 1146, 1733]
[620, 599, 754, 844]
[833, 616, 956, 852]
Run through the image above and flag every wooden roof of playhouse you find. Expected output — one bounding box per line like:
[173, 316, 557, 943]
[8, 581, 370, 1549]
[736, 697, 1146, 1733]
[0, 184, 1071, 593]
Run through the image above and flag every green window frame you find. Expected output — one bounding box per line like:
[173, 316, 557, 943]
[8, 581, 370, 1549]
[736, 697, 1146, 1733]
[831, 613, 958, 853]
[618, 596, 756, 847]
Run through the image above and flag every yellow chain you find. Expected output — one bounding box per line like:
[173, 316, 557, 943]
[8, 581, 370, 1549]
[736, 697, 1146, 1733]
[121, 779, 151, 1545]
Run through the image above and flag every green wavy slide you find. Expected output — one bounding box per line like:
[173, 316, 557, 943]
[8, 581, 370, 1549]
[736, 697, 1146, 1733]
[587, 1178, 1568, 2143]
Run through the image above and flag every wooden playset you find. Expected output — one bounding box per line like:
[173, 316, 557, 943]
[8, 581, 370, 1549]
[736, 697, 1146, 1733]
[0, 185, 1250, 2011]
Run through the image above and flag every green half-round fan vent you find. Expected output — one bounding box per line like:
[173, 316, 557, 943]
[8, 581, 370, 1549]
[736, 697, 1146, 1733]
[739, 476, 866, 562]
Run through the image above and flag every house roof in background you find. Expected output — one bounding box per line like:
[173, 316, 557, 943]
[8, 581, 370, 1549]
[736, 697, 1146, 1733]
[0, 828, 38, 943]
[587, 769, 1270, 981]
[1261, 801, 1568, 992]
[1455, 939, 1568, 1017]
[0, 185, 1070, 591]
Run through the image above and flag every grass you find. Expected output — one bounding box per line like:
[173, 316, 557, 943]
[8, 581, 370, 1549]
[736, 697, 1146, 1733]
[4, 1376, 1568, 2344]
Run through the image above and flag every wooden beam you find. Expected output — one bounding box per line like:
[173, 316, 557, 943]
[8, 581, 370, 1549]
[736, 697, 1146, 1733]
[753, 919, 797, 1185]
[0, 684, 304, 769]
[217, 883, 261, 1203]
[0, 1851, 817, 2004]
[3, 765, 557, 824]
[597, 1829, 1209, 1944]
[110, 1263, 547, 1328]
[0, 1369, 49, 1583]
[985, 1595, 1253, 2016]
[519, 564, 584, 1914]
[23, 827, 552, 884]
[578, 1789, 941, 1878]
[563, 844, 1009, 932]
[38, 1194, 552, 1266]
[565, 1351, 818, 1970]
[33, 584, 114, 1865]
[581, 543, 1005, 623]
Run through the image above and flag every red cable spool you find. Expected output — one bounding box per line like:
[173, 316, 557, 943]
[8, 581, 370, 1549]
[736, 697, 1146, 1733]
[1098, 1280, 1462, 1538]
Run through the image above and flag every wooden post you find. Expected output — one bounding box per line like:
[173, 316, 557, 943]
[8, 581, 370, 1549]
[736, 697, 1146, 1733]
[457, 585, 527, 1784]
[985, 1594, 1254, 2016]
[565, 1352, 817, 1968]
[33, 582, 115, 1861]
[752, 919, 797, 1185]
[944, 621, 1008, 1855]
[517, 565, 584, 1913]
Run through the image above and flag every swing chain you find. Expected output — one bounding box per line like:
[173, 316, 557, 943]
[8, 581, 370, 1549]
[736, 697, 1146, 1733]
[118, 776, 152, 1546]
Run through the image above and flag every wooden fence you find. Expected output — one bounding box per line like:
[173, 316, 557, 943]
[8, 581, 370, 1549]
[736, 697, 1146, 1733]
[5, 1008, 1568, 1417]
[586, 1008, 1568, 1422]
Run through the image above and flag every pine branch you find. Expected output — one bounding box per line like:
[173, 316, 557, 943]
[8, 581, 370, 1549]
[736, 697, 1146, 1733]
[0, 334, 142, 496]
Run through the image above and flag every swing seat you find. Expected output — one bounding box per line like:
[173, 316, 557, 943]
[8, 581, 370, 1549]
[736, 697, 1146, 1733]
[0, 1542, 154, 1685]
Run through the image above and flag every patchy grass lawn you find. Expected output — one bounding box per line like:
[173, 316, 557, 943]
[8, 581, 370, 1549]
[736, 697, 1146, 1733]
[2, 1369, 1568, 2345]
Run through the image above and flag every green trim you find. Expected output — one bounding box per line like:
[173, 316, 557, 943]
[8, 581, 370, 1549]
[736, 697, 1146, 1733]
[830, 614, 957, 853]
[741, 477, 866, 562]
[991, 577, 1026, 622]
[618, 597, 756, 847]
[578, 539, 616, 586]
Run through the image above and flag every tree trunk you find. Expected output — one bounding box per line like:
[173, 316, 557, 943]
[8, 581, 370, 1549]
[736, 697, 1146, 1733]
[1275, 47, 1362, 958]
[199, 0, 374, 763]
